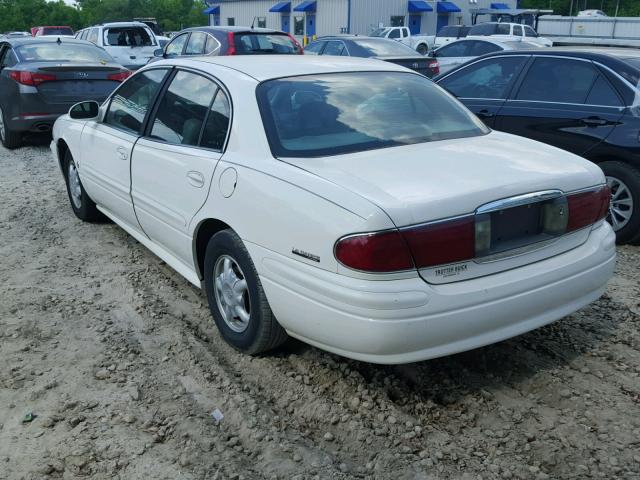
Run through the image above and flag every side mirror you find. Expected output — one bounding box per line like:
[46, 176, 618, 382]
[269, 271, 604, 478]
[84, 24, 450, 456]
[153, 48, 164, 57]
[69, 101, 99, 120]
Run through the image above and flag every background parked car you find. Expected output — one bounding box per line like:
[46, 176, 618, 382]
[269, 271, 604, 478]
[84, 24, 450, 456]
[155, 26, 302, 61]
[76, 22, 158, 70]
[32, 26, 75, 38]
[436, 47, 640, 244]
[467, 22, 552, 47]
[1, 32, 31, 39]
[433, 25, 470, 48]
[369, 26, 434, 55]
[305, 36, 439, 77]
[431, 38, 540, 74]
[0, 37, 130, 149]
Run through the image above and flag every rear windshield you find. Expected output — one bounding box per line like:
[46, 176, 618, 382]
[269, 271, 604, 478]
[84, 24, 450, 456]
[105, 27, 155, 47]
[42, 27, 74, 36]
[16, 43, 114, 63]
[353, 38, 419, 56]
[234, 33, 298, 54]
[468, 24, 498, 36]
[257, 72, 488, 158]
[437, 26, 470, 38]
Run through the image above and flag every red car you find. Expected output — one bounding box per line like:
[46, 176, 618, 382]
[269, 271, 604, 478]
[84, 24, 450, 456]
[32, 26, 75, 37]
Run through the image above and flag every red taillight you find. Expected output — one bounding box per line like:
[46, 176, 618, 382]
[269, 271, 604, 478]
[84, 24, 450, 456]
[401, 217, 475, 268]
[108, 70, 133, 82]
[10, 71, 57, 86]
[287, 34, 304, 54]
[429, 60, 440, 75]
[226, 31, 237, 55]
[335, 230, 414, 272]
[567, 185, 610, 232]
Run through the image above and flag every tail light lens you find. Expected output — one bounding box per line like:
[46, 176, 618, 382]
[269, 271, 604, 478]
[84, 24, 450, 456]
[10, 71, 56, 86]
[335, 185, 610, 274]
[287, 34, 304, 54]
[335, 230, 414, 272]
[567, 185, 610, 232]
[428, 60, 440, 75]
[107, 70, 132, 82]
[226, 32, 237, 55]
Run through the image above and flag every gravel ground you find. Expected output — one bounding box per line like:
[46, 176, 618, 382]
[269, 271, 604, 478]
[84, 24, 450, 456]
[1, 141, 639, 480]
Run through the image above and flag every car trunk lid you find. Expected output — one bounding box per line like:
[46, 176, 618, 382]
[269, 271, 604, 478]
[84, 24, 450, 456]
[377, 56, 439, 77]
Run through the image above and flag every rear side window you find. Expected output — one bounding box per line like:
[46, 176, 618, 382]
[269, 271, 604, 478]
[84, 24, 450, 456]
[205, 35, 220, 54]
[524, 26, 538, 37]
[257, 72, 489, 158]
[185, 32, 207, 55]
[585, 75, 622, 106]
[439, 56, 528, 99]
[105, 27, 155, 47]
[16, 43, 113, 63]
[469, 24, 496, 36]
[105, 69, 167, 134]
[516, 57, 599, 103]
[470, 41, 502, 56]
[201, 91, 231, 150]
[165, 33, 188, 56]
[234, 33, 298, 54]
[388, 29, 401, 39]
[150, 71, 218, 146]
[496, 24, 511, 35]
[322, 41, 346, 56]
[513, 25, 523, 36]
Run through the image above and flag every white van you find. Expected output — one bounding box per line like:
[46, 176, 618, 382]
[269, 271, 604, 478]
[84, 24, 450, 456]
[75, 22, 158, 70]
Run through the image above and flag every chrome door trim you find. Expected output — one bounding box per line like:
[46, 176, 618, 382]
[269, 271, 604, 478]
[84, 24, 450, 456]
[475, 190, 564, 214]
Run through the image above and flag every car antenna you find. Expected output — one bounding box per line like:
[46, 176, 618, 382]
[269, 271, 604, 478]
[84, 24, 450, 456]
[56, 37, 61, 44]
[251, 16, 256, 29]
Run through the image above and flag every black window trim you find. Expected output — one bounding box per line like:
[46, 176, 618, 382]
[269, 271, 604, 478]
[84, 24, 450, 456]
[101, 66, 174, 137]
[141, 66, 233, 154]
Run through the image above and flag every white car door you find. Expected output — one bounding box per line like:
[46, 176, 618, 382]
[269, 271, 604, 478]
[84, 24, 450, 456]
[130, 69, 231, 265]
[80, 68, 170, 229]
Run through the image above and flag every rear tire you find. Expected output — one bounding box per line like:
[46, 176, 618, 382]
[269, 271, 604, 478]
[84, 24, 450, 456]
[599, 161, 640, 245]
[63, 150, 100, 222]
[204, 229, 288, 355]
[0, 106, 21, 149]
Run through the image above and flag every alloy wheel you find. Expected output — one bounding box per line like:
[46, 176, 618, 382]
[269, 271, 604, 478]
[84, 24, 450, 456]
[213, 255, 251, 333]
[67, 161, 83, 209]
[0, 108, 5, 141]
[606, 175, 634, 231]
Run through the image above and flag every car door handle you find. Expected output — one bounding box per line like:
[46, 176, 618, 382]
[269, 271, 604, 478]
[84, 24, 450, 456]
[581, 116, 608, 127]
[187, 171, 205, 188]
[477, 109, 495, 119]
[116, 146, 128, 160]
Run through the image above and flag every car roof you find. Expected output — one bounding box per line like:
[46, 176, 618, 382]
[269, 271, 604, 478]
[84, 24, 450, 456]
[161, 55, 407, 81]
[485, 46, 640, 61]
[179, 26, 285, 34]
[2, 37, 96, 47]
[98, 22, 149, 28]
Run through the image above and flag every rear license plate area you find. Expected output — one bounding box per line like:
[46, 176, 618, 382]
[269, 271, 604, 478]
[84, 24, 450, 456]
[475, 196, 568, 258]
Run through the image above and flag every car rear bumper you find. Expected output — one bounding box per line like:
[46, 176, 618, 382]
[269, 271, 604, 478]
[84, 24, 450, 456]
[251, 222, 616, 364]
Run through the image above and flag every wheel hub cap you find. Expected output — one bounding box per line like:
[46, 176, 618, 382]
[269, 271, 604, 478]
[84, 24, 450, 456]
[68, 162, 82, 209]
[213, 255, 251, 333]
[606, 175, 633, 231]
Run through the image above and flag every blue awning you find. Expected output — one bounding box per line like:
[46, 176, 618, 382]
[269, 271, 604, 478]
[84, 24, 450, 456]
[293, 1, 316, 12]
[437, 2, 461, 13]
[490, 3, 510, 9]
[408, 1, 433, 13]
[270, 1, 291, 13]
[203, 6, 219, 14]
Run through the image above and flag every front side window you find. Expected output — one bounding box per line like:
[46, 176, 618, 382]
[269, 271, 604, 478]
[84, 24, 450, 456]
[496, 24, 511, 35]
[516, 57, 599, 104]
[388, 29, 401, 39]
[166, 33, 188, 56]
[105, 27, 155, 47]
[439, 56, 528, 99]
[390, 16, 405, 27]
[257, 72, 489, 158]
[322, 41, 345, 56]
[105, 69, 167, 134]
[185, 32, 207, 55]
[469, 41, 502, 56]
[234, 33, 298, 54]
[150, 71, 218, 146]
[513, 25, 523, 36]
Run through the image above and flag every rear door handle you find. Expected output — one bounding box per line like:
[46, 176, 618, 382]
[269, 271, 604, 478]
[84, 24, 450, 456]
[187, 171, 205, 188]
[116, 146, 128, 160]
[477, 109, 495, 119]
[581, 116, 608, 127]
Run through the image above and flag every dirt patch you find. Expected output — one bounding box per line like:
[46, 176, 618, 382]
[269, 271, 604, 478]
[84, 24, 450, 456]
[1, 143, 639, 480]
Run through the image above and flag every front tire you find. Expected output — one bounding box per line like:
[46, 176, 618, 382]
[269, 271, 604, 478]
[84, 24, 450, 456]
[0, 106, 21, 149]
[416, 44, 428, 55]
[204, 229, 287, 355]
[63, 150, 100, 222]
[600, 161, 640, 245]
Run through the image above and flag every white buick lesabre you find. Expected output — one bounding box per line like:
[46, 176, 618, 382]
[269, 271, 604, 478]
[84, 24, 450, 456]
[52, 56, 616, 364]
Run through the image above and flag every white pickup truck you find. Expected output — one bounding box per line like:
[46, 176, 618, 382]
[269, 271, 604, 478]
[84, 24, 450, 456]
[369, 26, 434, 55]
[466, 22, 553, 47]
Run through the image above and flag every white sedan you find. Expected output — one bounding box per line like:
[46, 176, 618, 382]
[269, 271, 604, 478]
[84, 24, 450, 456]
[51, 56, 616, 364]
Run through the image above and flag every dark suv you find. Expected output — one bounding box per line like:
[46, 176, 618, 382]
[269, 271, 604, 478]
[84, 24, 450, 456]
[154, 26, 303, 60]
[436, 48, 640, 244]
